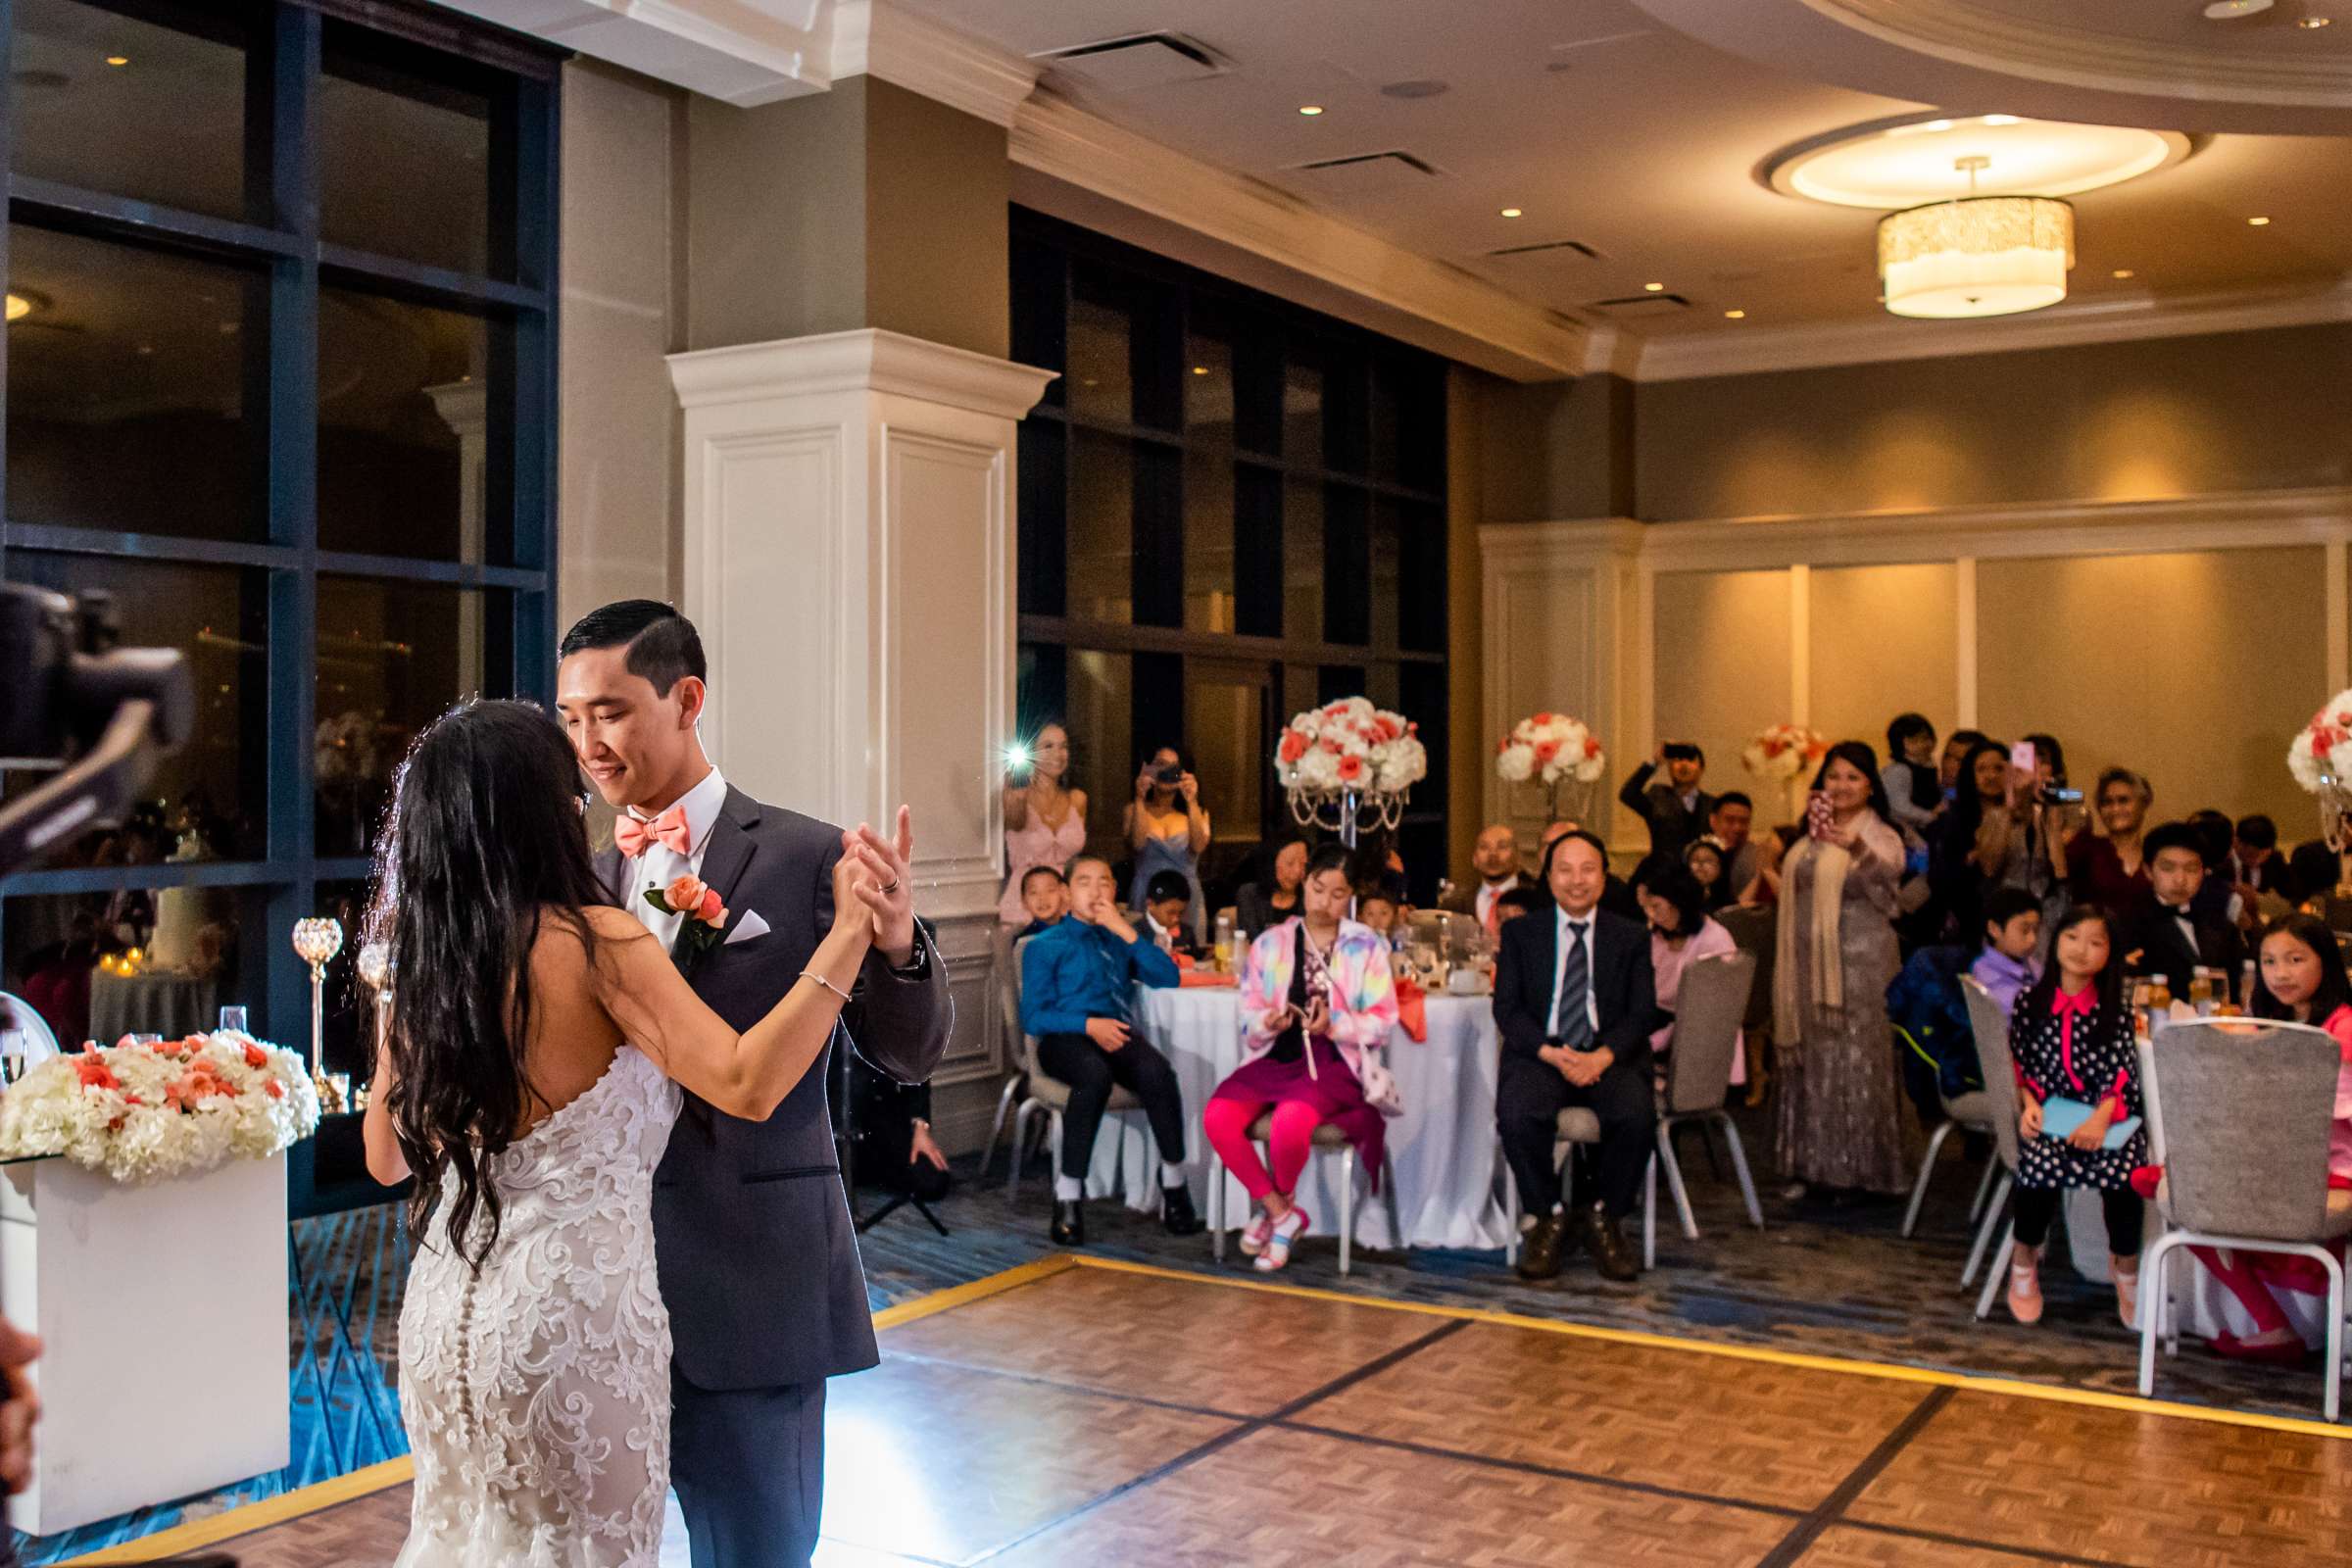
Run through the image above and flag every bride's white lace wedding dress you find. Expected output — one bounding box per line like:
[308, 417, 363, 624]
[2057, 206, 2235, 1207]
[396, 1045, 682, 1567]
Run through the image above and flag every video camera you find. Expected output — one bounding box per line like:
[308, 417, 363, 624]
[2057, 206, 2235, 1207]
[0, 581, 193, 880]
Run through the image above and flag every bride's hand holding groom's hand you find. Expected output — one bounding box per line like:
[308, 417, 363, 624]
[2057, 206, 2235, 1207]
[829, 852, 880, 955]
[843, 806, 918, 965]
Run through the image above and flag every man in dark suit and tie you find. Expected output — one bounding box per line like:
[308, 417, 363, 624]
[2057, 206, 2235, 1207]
[1494, 828, 1661, 1283]
[2120, 819, 2249, 1004]
[558, 601, 952, 1568]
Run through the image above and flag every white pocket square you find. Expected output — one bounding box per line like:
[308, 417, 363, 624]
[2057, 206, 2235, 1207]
[724, 910, 772, 946]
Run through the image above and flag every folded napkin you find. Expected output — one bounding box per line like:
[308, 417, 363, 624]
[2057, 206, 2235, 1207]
[1395, 976, 1428, 1043]
[1178, 970, 1239, 989]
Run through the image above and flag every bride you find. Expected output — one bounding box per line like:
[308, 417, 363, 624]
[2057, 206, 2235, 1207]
[361, 700, 886, 1567]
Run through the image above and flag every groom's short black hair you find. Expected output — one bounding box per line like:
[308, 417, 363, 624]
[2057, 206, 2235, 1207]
[559, 600, 707, 697]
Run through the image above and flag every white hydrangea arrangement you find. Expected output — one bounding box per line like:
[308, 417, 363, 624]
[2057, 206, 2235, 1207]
[0, 1030, 321, 1186]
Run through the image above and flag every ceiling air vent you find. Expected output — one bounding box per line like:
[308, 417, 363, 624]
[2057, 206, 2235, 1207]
[1585, 293, 1691, 318]
[1486, 239, 1600, 261]
[1286, 150, 1440, 197]
[1038, 32, 1228, 92]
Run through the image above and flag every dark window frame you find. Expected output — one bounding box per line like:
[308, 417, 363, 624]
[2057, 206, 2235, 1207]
[0, 0, 561, 1104]
[1012, 208, 1449, 894]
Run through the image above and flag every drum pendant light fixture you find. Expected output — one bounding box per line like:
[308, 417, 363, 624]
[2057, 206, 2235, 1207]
[1878, 156, 2074, 318]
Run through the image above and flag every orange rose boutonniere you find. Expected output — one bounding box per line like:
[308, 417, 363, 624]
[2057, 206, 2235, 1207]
[647, 873, 730, 962]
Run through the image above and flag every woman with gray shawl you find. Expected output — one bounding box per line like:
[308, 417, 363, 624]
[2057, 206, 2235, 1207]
[1773, 740, 1909, 1199]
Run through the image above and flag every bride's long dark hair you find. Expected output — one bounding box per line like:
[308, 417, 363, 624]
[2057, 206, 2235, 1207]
[365, 699, 619, 1268]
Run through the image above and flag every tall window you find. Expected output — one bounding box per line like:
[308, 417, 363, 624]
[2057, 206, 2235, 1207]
[1012, 210, 1449, 903]
[0, 0, 559, 1136]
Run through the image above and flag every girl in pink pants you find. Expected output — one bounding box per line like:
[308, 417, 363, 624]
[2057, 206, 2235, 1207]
[1205, 845, 1399, 1272]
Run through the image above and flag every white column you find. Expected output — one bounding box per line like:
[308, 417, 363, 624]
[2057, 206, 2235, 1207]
[424, 379, 487, 685]
[667, 329, 1054, 1126]
[1788, 563, 1811, 727]
[1955, 556, 1980, 730]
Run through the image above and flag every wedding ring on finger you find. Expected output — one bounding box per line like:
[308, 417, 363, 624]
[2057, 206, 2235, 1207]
[881, 879, 901, 896]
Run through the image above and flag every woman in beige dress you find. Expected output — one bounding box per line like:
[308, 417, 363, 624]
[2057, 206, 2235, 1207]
[1773, 741, 1909, 1198]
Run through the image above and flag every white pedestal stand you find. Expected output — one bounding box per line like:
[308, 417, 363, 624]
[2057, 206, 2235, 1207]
[0, 1152, 290, 1535]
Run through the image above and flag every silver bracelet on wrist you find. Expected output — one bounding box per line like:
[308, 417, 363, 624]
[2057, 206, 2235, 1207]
[802, 971, 853, 1004]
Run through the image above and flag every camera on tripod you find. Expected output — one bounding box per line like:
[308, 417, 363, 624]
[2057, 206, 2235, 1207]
[0, 582, 193, 878]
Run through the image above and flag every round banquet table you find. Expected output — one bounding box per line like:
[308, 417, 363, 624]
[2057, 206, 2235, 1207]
[1080, 982, 1511, 1251]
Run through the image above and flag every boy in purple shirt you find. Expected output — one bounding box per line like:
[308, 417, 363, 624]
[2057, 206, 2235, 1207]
[1969, 886, 2044, 1016]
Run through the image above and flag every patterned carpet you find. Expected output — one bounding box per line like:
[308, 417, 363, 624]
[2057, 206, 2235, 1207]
[15, 1107, 2337, 1563]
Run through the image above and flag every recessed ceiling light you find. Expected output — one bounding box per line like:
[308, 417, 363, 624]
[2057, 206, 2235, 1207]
[2203, 0, 2274, 17]
[1192, 366, 1208, 375]
[2112, 269, 2135, 278]
[1724, 309, 1745, 319]
[1982, 114, 2022, 126]
[1920, 119, 1954, 132]
[1643, 281, 1665, 292]
[104, 54, 127, 66]
[1297, 104, 1324, 117]
[2249, 215, 2272, 225]
[1499, 207, 1523, 218]
[4, 294, 30, 322]
[2301, 15, 2333, 25]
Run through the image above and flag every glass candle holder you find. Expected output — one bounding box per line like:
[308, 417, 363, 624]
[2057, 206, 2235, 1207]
[291, 917, 344, 1079]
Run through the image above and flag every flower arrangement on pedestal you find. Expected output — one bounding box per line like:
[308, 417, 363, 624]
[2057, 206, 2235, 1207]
[0, 1031, 321, 1185]
[2288, 689, 2352, 850]
[1495, 712, 1605, 824]
[1277, 697, 1426, 840]
[1744, 723, 1831, 817]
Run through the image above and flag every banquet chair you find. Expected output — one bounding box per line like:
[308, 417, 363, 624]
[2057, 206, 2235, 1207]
[1651, 952, 1764, 1247]
[977, 924, 1028, 1179]
[1003, 938, 1148, 1202]
[1207, 1112, 1399, 1276]
[2136, 1019, 2350, 1420]
[1899, 975, 2003, 1238]
[1957, 979, 2035, 1314]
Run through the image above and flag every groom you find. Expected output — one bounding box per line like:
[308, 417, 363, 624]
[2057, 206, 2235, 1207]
[558, 600, 952, 1568]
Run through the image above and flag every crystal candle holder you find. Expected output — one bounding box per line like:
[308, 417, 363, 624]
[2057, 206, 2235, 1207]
[291, 917, 344, 1080]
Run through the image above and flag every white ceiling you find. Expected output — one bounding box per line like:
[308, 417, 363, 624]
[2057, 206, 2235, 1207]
[900, 0, 2352, 345]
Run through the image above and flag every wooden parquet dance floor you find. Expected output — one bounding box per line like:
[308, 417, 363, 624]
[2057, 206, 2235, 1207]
[78, 1255, 2352, 1568]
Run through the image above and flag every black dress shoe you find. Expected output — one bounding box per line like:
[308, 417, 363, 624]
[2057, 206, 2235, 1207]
[1050, 1199, 1085, 1247]
[1515, 1210, 1570, 1280]
[1161, 1182, 1205, 1237]
[1579, 1202, 1640, 1282]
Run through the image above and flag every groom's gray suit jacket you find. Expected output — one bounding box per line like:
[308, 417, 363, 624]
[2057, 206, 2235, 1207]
[597, 784, 951, 1392]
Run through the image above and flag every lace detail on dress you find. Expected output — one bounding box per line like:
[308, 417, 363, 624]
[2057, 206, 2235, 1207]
[396, 1046, 682, 1568]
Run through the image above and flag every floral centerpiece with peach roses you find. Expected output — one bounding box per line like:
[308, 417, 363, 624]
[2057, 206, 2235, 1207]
[0, 1031, 320, 1185]
[1277, 697, 1426, 835]
[2287, 688, 2352, 849]
[1496, 712, 1605, 825]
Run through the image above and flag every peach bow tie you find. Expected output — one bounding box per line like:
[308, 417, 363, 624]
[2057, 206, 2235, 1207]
[614, 806, 691, 859]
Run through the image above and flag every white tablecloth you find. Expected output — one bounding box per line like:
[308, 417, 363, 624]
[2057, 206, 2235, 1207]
[1081, 984, 1510, 1250]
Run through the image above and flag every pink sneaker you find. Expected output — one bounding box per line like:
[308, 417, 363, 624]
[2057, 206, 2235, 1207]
[1238, 1207, 1276, 1257]
[1254, 1206, 1310, 1272]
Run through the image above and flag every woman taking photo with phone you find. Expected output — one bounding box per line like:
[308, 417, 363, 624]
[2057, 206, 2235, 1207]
[1774, 741, 1909, 1200]
[1203, 845, 1400, 1272]
[1125, 745, 1209, 945]
[999, 722, 1087, 929]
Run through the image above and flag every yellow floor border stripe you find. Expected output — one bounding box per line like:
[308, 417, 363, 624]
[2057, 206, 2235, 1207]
[58, 1257, 1077, 1564]
[58, 1456, 416, 1565]
[1064, 1253, 2352, 1444]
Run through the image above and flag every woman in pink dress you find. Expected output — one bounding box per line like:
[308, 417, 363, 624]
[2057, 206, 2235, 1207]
[1635, 856, 1742, 1087]
[999, 723, 1089, 927]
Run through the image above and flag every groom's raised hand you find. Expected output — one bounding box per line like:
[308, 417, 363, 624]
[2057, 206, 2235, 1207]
[845, 806, 917, 965]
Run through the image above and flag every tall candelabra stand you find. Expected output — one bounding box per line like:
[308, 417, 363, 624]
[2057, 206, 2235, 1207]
[1285, 785, 1408, 852]
[291, 916, 343, 1100]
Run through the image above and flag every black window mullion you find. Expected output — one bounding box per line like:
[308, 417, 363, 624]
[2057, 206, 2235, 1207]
[264, 0, 321, 1042]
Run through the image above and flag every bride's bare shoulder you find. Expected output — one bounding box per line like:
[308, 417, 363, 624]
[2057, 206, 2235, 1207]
[580, 905, 657, 944]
